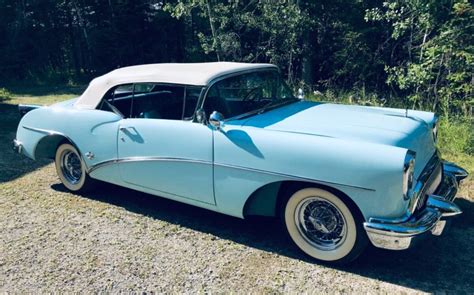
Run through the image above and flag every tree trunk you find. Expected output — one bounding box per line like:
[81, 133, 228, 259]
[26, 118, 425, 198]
[206, 0, 221, 61]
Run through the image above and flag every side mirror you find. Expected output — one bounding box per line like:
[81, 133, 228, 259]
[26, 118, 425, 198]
[209, 111, 224, 129]
[297, 88, 305, 100]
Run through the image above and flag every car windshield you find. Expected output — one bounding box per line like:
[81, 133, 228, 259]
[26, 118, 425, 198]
[203, 70, 298, 120]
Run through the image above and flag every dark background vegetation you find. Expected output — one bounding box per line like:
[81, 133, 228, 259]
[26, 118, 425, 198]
[0, 0, 472, 117]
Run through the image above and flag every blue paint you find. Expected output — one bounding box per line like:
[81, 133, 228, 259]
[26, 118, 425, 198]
[16, 92, 439, 221]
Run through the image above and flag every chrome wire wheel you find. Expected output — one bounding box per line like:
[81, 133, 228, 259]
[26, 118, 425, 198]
[295, 197, 347, 251]
[55, 143, 95, 192]
[283, 187, 364, 263]
[60, 150, 83, 184]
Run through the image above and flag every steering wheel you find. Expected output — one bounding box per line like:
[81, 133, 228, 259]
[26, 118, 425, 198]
[242, 87, 262, 102]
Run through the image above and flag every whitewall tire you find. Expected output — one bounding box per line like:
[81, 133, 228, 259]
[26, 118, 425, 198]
[55, 143, 95, 192]
[282, 187, 367, 263]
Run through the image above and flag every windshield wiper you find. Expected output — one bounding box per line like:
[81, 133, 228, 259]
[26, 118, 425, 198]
[258, 98, 299, 114]
[234, 98, 299, 120]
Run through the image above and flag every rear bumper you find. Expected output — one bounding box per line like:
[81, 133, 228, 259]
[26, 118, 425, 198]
[13, 139, 23, 154]
[364, 162, 467, 250]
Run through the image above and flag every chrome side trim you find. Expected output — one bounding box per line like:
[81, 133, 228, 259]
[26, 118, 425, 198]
[23, 125, 61, 135]
[87, 157, 212, 174]
[215, 162, 375, 191]
[88, 157, 375, 191]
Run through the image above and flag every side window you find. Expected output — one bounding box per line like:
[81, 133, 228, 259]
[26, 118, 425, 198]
[112, 84, 133, 117]
[131, 83, 201, 120]
[131, 83, 184, 120]
[98, 84, 133, 118]
[98, 83, 202, 120]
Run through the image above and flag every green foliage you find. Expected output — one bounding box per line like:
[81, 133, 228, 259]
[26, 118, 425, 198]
[164, 0, 306, 82]
[0, 88, 12, 101]
[438, 117, 474, 155]
[366, 0, 474, 117]
[0, 0, 472, 119]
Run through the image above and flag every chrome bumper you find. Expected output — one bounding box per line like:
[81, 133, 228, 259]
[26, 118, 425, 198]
[364, 162, 467, 250]
[13, 139, 23, 154]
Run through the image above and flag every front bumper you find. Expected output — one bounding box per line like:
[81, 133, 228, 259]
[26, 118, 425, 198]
[364, 162, 468, 250]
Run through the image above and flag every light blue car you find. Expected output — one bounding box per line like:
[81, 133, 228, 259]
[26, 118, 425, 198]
[13, 62, 468, 263]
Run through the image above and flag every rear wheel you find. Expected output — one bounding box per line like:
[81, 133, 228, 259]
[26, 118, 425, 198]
[55, 143, 95, 192]
[282, 187, 367, 264]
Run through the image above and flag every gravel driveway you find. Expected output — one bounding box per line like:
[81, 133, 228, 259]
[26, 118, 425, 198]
[1, 103, 473, 293]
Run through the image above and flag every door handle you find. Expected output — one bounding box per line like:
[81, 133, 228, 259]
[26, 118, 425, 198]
[119, 126, 141, 142]
[119, 126, 138, 134]
[119, 127, 133, 142]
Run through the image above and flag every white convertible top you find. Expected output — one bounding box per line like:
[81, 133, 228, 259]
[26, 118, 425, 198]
[74, 62, 277, 109]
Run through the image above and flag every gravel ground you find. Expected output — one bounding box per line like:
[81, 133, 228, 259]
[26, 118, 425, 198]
[1, 103, 473, 293]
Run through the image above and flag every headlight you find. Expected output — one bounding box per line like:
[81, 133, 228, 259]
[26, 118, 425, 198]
[432, 115, 440, 143]
[403, 151, 416, 200]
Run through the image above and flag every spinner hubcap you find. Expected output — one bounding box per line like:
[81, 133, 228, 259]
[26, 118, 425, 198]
[294, 197, 347, 251]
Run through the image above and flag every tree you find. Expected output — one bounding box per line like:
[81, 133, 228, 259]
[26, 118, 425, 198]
[164, 0, 307, 83]
[366, 0, 473, 116]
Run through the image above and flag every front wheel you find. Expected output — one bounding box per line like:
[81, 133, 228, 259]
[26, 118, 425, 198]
[55, 143, 95, 192]
[282, 187, 367, 264]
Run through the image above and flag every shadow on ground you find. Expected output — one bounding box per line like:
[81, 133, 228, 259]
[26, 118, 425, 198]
[0, 103, 51, 183]
[52, 181, 474, 293]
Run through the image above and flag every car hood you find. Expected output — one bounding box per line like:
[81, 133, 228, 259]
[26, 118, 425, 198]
[240, 101, 437, 177]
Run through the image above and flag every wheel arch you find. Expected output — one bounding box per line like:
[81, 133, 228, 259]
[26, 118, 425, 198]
[34, 134, 79, 160]
[243, 180, 365, 222]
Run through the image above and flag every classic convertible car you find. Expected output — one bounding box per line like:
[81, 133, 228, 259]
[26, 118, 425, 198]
[14, 62, 468, 263]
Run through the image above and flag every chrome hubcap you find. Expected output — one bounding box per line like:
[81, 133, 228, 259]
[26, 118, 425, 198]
[60, 150, 82, 184]
[295, 197, 347, 250]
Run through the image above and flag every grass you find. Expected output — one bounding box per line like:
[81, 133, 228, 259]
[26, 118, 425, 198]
[438, 118, 474, 175]
[1, 85, 84, 105]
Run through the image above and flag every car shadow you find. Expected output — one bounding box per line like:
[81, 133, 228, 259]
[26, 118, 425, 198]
[52, 182, 474, 293]
[0, 103, 51, 183]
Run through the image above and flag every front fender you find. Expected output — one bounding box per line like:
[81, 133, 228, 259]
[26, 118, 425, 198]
[213, 125, 408, 220]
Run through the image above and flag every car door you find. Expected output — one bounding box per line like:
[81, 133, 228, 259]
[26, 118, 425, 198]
[116, 83, 215, 205]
